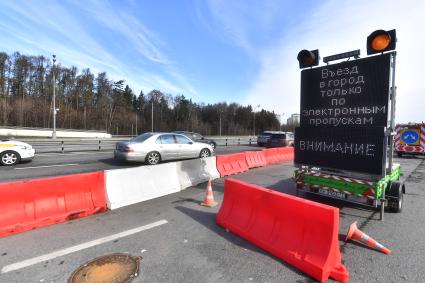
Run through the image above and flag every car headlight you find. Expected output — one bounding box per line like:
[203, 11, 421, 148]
[18, 145, 32, 150]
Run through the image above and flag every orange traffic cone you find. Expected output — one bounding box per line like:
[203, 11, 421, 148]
[346, 222, 392, 255]
[201, 179, 217, 207]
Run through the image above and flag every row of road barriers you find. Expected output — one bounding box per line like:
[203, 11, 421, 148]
[0, 147, 348, 282]
[0, 148, 293, 237]
[216, 147, 295, 177]
[0, 156, 221, 237]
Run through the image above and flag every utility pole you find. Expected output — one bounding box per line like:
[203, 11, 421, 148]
[253, 105, 260, 136]
[219, 110, 222, 136]
[151, 100, 154, 132]
[52, 54, 57, 139]
[279, 113, 285, 131]
[135, 113, 138, 136]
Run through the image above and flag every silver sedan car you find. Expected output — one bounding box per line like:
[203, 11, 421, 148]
[114, 132, 214, 165]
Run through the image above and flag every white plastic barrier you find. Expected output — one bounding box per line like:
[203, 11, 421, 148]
[105, 162, 180, 210]
[176, 157, 220, 190]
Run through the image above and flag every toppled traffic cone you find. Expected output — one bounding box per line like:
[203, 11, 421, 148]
[201, 179, 217, 207]
[346, 222, 392, 255]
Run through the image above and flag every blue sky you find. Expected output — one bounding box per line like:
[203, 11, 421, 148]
[0, 0, 424, 123]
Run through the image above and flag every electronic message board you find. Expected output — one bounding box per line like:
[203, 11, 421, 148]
[294, 126, 385, 175]
[300, 53, 391, 128]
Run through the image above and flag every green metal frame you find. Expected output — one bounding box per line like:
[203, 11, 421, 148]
[294, 164, 401, 200]
[374, 164, 401, 199]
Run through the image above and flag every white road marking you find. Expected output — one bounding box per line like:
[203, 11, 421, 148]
[14, 164, 79, 170]
[1, 219, 168, 274]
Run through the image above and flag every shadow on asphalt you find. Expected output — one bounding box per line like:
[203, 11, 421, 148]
[397, 155, 425, 160]
[268, 177, 376, 211]
[338, 208, 380, 255]
[97, 157, 181, 167]
[261, 177, 384, 257]
[174, 206, 310, 280]
[171, 198, 200, 205]
[98, 157, 210, 167]
[98, 157, 144, 167]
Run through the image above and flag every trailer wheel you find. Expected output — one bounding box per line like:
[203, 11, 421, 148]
[386, 181, 404, 213]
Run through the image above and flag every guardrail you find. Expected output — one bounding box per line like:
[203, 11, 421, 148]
[19, 136, 257, 153]
[0, 126, 107, 132]
[0, 127, 111, 139]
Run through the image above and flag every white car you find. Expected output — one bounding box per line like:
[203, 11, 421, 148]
[114, 132, 214, 165]
[0, 140, 35, 166]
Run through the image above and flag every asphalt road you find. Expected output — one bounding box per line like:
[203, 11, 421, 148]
[0, 145, 261, 182]
[0, 156, 423, 282]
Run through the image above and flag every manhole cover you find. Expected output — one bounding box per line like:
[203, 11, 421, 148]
[68, 253, 141, 283]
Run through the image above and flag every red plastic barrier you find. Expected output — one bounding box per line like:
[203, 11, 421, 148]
[262, 148, 280, 164]
[262, 147, 294, 164]
[244, 151, 267, 168]
[276, 147, 294, 162]
[216, 153, 249, 177]
[216, 179, 349, 282]
[0, 172, 107, 237]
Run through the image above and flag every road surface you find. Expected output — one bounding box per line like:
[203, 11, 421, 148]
[0, 156, 423, 282]
[0, 145, 261, 182]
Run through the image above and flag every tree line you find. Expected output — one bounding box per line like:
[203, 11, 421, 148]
[0, 51, 283, 136]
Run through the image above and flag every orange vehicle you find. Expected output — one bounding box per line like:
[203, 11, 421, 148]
[395, 123, 425, 157]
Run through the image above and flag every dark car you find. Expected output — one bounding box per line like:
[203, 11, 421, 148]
[173, 131, 217, 149]
[257, 131, 274, 146]
[266, 132, 294, 148]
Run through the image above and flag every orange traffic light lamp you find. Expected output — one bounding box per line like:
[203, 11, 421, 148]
[297, 49, 319, 69]
[367, 29, 396, 55]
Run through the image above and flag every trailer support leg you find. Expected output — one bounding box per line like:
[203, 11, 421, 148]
[380, 198, 385, 221]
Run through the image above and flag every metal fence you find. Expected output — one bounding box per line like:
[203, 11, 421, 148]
[18, 136, 256, 153]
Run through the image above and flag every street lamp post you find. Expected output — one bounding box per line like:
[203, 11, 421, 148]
[52, 55, 57, 139]
[151, 100, 154, 132]
[278, 113, 285, 131]
[135, 113, 138, 136]
[219, 110, 223, 136]
[253, 105, 260, 136]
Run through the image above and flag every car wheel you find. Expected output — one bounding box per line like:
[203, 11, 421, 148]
[0, 151, 21, 166]
[396, 152, 402, 157]
[146, 151, 161, 165]
[199, 148, 211, 158]
[209, 142, 216, 149]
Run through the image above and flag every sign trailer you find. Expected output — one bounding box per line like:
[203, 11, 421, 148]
[294, 29, 405, 220]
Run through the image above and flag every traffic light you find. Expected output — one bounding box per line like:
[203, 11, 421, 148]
[367, 29, 396, 55]
[297, 49, 319, 69]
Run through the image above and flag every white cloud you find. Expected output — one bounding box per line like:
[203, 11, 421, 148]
[244, 0, 425, 123]
[71, 0, 198, 96]
[196, 0, 284, 55]
[0, 0, 198, 97]
[74, 0, 170, 65]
